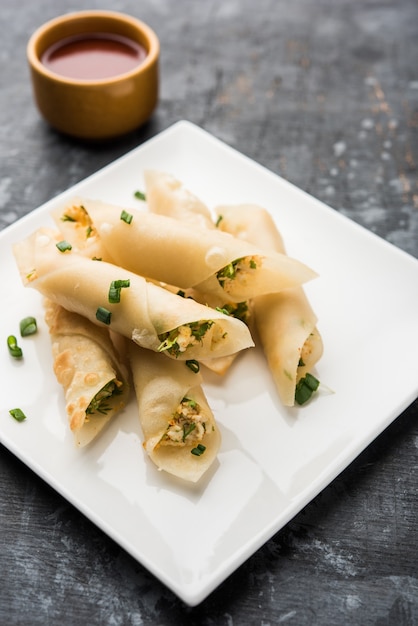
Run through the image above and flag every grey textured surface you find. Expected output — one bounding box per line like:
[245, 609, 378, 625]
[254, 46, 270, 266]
[1, 0, 417, 624]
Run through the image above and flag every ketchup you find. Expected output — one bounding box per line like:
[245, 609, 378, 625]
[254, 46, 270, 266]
[41, 33, 147, 80]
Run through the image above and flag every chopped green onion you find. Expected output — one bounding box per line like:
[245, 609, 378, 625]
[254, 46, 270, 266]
[134, 190, 146, 201]
[186, 359, 200, 373]
[120, 210, 133, 224]
[295, 373, 320, 405]
[249, 259, 257, 269]
[86, 226, 93, 238]
[56, 240, 72, 253]
[7, 335, 23, 358]
[19, 316, 37, 337]
[108, 283, 120, 304]
[9, 408, 27, 422]
[108, 279, 131, 304]
[177, 290, 186, 298]
[182, 397, 198, 410]
[191, 444, 206, 456]
[114, 279, 131, 289]
[96, 306, 112, 325]
[215, 215, 223, 227]
[61, 214, 76, 222]
[92, 257, 102, 261]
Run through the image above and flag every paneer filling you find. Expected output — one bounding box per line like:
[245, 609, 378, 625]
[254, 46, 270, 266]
[159, 397, 206, 447]
[85, 378, 124, 417]
[157, 321, 214, 357]
[60, 204, 96, 239]
[216, 255, 261, 294]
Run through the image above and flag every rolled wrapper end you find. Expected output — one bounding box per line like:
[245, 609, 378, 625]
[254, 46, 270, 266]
[204, 246, 230, 270]
[194, 250, 318, 303]
[131, 328, 161, 351]
[129, 344, 221, 482]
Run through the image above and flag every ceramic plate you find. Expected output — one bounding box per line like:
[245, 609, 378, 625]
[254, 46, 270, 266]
[1, 121, 418, 606]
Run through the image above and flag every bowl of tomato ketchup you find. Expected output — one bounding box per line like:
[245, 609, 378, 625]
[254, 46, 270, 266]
[27, 10, 159, 140]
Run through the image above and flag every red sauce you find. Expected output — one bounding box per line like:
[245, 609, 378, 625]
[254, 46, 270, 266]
[41, 33, 147, 80]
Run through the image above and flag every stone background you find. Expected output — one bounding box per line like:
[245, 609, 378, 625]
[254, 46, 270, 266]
[0, 1, 417, 624]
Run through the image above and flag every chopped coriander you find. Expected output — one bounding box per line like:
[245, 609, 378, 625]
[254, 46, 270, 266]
[295, 373, 320, 405]
[216, 301, 249, 323]
[186, 359, 200, 373]
[20, 316, 37, 337]
[56, 240, 72, 253]
[86, 380, 123, 415]
[183, 422, 196, 441]
[120, 210, 133, 224]
[249, 259, 257, 269]
[9, 408, 27, 422]
[96, 306, 112, 325]
[134, 190, 146, 201]
[7, 335, 23, 358]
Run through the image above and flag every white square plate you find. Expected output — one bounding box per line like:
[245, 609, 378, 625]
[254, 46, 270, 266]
[1, 121, 418, 606]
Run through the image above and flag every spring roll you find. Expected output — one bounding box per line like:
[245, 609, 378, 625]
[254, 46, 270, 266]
[13, 228, 254, 361]
[74, 198, 317, 302]
[142, 174, 252, 375]
[215, 204, 323, 406]
[128, 343, 221, 482]
[144, 170, 215, 229]
[44, 299, 129, 446]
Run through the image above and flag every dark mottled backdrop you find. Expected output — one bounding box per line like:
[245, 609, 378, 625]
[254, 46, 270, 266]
[0, 0, 417, 624]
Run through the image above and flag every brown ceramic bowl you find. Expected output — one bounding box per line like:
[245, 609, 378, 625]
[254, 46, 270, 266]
[27, 10, 159, 140]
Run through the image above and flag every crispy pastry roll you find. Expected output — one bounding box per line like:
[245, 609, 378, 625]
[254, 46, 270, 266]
[215, 204, 323, 406]
[44, 299, 129, 446]
[13, 228, 254, 361]
[144, 170, 215, 229]
[74, 198, 316, 303]
[142, 174, 252, 375]
[128, 342, 221, 482]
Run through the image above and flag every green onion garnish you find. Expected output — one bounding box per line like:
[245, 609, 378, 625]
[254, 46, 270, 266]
[215, 215, 223, 227]
[9, 408, 27, 422]
[96, 306, 112, 325]
[295, 373, 320, 405]
[56, 240, 72, 253]
[108, 279, 130, 303]
[7, 335, 23, 358]
[191, 444, 206, 456]
[186, 359, 200, 373]
[92, 257, 102, 261]
[120, 210, 133, 224]
[19, 316, 37, 337]
[61, 214, 76, 222]
[134, 190, 146, 201]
